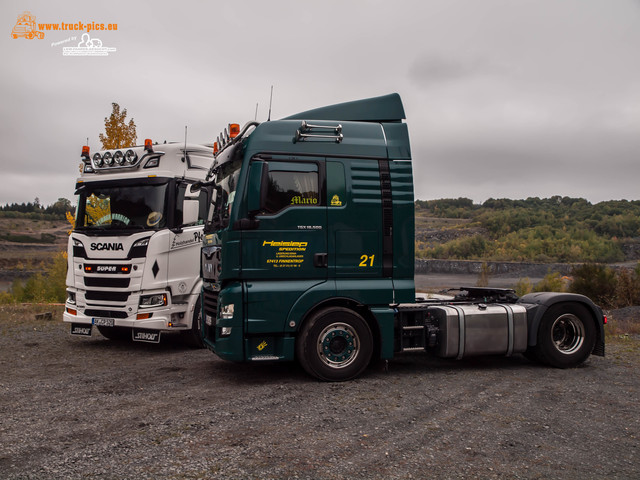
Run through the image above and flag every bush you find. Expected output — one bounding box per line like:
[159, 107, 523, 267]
[6, 251, 67, 303]
[570, 264, 618, 307]
[534, 272, 568, 293]
[515, 278, 533, 296]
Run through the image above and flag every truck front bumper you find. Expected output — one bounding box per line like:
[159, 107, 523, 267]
[63, 302, 193, 336]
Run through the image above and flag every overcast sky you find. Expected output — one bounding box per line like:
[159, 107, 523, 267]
[1, 0, 639, 206]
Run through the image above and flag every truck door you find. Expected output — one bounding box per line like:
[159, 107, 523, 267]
[240, 157, 328, 336]
[241, 158, 327, 281]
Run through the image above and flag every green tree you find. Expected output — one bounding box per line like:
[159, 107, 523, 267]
[99, 102, 137, 149]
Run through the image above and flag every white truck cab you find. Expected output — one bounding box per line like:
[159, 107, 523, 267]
[63, 140, 212, 345]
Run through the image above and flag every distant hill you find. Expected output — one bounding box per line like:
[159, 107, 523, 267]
[415, 197, 640, 264]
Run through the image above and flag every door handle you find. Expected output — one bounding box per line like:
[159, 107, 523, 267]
[313, 253, 328, 268]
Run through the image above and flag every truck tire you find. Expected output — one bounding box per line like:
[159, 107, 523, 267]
[182, 296, 204, 349]
[97, 326, 130, 341]
[296, 307, 373, 382]
[533, 303, 596, 368]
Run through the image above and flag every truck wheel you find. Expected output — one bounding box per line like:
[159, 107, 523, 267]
[182, 296, 204, 348]
[97, 326, 130, 340]
[534, 303, 596, 368]
[296, 307, 373, 381]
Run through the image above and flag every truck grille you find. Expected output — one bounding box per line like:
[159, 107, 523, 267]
[203, 287, 219, 341]
[84, 277, 130, 288]
[203, 288, 218, 317]
[84, 309, 128, 319]
[85, 291, 130, 302]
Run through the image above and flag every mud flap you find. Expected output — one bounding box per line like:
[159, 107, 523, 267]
[132, 329, 161, 343]
[70, 324, 92, 336]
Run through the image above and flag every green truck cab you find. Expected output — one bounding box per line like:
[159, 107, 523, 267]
[198, 94, 605, 381]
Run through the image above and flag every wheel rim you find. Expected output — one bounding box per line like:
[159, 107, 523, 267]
[317, 322, 360, 369]
[551, 313, 585, 355]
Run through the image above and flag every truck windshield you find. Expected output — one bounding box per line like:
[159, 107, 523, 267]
[209, 147, 242, 228]
[76, 182, 168, 231]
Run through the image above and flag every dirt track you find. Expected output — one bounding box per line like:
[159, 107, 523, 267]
[1, 306, 639, 479]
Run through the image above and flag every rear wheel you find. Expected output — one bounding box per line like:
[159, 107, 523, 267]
[296, 307, 373, 382]
[533, 303, 596, 368]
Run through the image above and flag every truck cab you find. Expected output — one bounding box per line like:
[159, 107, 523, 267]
[200, 94, 605, 381]
[63, 140, 212, 345]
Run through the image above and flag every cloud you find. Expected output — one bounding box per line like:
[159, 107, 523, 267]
[409, 54, 499, 87]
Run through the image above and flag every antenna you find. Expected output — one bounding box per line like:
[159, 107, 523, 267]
[267, 85, 273, 122]
[184, 126, 188, 163]
[254, 103, 259, 121]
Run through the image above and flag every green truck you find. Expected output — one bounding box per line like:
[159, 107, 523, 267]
[196, 93, 605, 381]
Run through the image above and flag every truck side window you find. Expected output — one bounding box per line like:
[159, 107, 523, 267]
[176, 183, 208, 226]
[264, 162, 320, 214]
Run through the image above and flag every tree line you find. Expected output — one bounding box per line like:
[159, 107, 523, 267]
[1, 198, 75, 219]
[415, 197, 640, 263]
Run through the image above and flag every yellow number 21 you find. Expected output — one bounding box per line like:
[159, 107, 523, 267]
[359, 254, 375, 267]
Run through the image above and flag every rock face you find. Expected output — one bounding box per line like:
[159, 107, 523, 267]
[415, 259, 573, 277]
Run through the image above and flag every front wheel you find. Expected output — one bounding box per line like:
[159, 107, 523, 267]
[181, 296, 204, 348]
[533, 303, 596, 368]
[296, 307, 373, 382]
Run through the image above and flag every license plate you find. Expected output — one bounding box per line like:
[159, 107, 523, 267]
[70, 324, 92, 336]
[92, 317, 115, 327]
[132, 329, 161, 343]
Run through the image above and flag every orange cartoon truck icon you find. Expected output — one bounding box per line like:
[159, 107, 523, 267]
[11, 12, 44, 39]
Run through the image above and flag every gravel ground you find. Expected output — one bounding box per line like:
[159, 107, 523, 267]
[1, 306, 639, 479]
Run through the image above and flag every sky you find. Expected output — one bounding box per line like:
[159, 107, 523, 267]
[1, 0, 639, 207]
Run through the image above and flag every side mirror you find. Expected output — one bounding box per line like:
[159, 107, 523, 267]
[247, 160, 269, 215]
[182, 198, 200, 225]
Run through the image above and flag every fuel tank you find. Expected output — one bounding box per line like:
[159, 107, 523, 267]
[429, 304, 528, 359]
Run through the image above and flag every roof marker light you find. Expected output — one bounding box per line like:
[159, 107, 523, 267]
[213, 142, 219, 155]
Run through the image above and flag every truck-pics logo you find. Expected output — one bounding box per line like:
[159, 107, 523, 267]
[11, 11, 44, 39]
[63, 33, 116, 57]
[12, 11, 119, 57]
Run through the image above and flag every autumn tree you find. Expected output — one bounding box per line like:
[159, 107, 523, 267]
[98, 102, 137, 149]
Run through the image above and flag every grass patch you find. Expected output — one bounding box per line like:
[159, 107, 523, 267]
[0, 304, 65, 335]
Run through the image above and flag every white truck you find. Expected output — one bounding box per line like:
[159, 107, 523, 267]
[63, 139, 212, 345]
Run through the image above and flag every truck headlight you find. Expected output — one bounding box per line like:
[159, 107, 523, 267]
[139, 293, 168, 308]
[132, 238, 149, 248]
[220, 304, 234, 319]
[66, 291, 76, 305]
